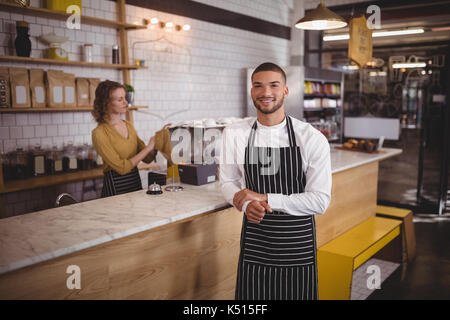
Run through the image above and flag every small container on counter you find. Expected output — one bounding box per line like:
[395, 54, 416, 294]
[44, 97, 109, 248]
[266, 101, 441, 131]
[31, 144, 46, 176]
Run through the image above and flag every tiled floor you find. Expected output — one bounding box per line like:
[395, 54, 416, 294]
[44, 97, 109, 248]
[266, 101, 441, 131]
[367, 214, 450, 300]
[351, 258, 400, 300]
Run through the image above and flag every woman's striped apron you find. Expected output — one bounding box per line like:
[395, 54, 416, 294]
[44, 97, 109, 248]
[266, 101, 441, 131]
[101, 166, 142, 197]
[235, 116, 318, 300]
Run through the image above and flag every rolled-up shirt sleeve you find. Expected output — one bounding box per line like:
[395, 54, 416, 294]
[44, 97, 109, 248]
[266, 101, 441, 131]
[267, 132, 332, 216]
[219, 126, 245, 209]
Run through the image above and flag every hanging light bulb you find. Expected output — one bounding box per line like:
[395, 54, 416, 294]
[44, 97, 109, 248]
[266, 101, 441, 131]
[295, 0, 347, 30]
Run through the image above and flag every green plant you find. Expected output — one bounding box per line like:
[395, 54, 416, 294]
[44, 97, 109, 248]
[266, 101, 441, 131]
[124, 83, 134, 92]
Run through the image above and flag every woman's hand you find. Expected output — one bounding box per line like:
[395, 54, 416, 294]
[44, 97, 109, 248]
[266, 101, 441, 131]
[162, 123, 172, 130]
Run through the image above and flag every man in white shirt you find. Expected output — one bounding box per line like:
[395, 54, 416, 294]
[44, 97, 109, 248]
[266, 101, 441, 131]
[219, 62, 332, 300]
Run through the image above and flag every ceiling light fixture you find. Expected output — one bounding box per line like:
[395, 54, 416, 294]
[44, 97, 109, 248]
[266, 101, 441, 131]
[295, 0, 347, 30]
[323, 28, 425, 41]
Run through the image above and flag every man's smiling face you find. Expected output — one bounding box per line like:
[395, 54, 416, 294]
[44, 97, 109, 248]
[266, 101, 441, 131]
[251, 71, 289, 115]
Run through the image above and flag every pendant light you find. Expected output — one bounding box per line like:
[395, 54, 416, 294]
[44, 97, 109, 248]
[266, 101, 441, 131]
[295, 0, 347, 30]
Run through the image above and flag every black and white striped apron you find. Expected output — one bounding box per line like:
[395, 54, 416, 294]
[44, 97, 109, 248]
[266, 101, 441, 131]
[101, 166, 142, 197]
[235, 116, 318, 300]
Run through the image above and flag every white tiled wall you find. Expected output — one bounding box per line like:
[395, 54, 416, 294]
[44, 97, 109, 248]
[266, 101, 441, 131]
[0, 0, 291, 217]
[0, 0, 291, 151]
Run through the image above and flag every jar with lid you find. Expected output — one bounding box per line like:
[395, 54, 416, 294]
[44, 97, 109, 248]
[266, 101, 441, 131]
[88, 145, 97, 169]
[62, 141, 78, 172]
[1, 152, 11, 182]
[77, 144, 89, 170]
[31, 144, 46, 176]
[329, 116, 338, 141]
[46, 145, 63, 175]
[13, 147, 30, 179]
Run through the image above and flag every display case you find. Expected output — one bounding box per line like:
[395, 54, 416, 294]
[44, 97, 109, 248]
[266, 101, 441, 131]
[302, 67, 344, 143]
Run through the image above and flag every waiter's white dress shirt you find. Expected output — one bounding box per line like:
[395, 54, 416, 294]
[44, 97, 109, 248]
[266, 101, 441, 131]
[219, 116, 332, 216]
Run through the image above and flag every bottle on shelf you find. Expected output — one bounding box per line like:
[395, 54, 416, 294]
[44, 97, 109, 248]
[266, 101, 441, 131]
[15, 21, 32, 57]
[112, 45, 120, 64]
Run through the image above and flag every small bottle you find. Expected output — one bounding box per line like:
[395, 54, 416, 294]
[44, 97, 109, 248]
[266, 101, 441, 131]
[15, 21, 31, 57]
[83, 43, 93, 63]
[112, 45, 120, 64]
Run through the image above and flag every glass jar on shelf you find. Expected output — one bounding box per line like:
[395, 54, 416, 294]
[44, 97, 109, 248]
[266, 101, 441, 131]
[13, 147, 31, 179]
[77, 143, 89, 170]
[329, 117, 339, 141]
[63, 141, 78, 172]
[1, 151, 11, 182]
[31, 144, 46, 176]
[46, 145, 63, 175]
[88, 145, 97, 169]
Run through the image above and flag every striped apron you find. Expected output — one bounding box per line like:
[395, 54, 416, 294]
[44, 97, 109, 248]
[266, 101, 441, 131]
[101, 166, 142, 197]
[235, 116, 318, 300]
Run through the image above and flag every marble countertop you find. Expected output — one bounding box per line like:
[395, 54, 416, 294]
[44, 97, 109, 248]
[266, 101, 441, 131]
[0, 147, 401, 275]
[330, 146, 402, 174]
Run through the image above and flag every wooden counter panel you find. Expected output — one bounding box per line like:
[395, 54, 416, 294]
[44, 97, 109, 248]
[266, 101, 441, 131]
[315, 161, 379, 247]
[0, 207, 242, 299]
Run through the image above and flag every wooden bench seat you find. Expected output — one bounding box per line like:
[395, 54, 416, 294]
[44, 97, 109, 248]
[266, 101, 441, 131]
[376, 205, 416, 263]
[317, 216, 402, 300]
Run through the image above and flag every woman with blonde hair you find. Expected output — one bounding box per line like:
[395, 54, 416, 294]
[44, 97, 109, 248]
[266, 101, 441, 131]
[92, 80, 170, 197]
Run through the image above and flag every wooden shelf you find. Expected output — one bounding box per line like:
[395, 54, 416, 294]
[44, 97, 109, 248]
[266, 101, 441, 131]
[0, 1, 147, 30]
[0, 106, 148, 113]
[0, 168, 104, 194]
[0, 56, 147, 70]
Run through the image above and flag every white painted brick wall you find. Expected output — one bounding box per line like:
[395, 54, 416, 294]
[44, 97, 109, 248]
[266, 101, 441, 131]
[0, 0, 291, 216]
[0, 0, 290, 154]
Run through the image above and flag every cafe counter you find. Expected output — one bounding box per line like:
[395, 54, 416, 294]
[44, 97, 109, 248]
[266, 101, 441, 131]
[0, 147, 401, 299]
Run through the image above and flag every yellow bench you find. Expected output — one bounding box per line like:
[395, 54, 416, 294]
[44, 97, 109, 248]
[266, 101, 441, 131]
[376, 205, 416, 263]
[317, 216, 402, 300]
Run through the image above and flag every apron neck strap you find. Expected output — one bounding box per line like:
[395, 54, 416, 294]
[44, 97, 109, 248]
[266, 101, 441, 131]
[247, 115, 297, 148]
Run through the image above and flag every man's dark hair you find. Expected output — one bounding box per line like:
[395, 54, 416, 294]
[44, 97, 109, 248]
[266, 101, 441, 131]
[251, 62, 287, 84]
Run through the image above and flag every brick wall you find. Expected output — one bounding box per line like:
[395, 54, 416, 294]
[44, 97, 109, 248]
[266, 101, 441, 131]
[0, 0, 292, 217]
